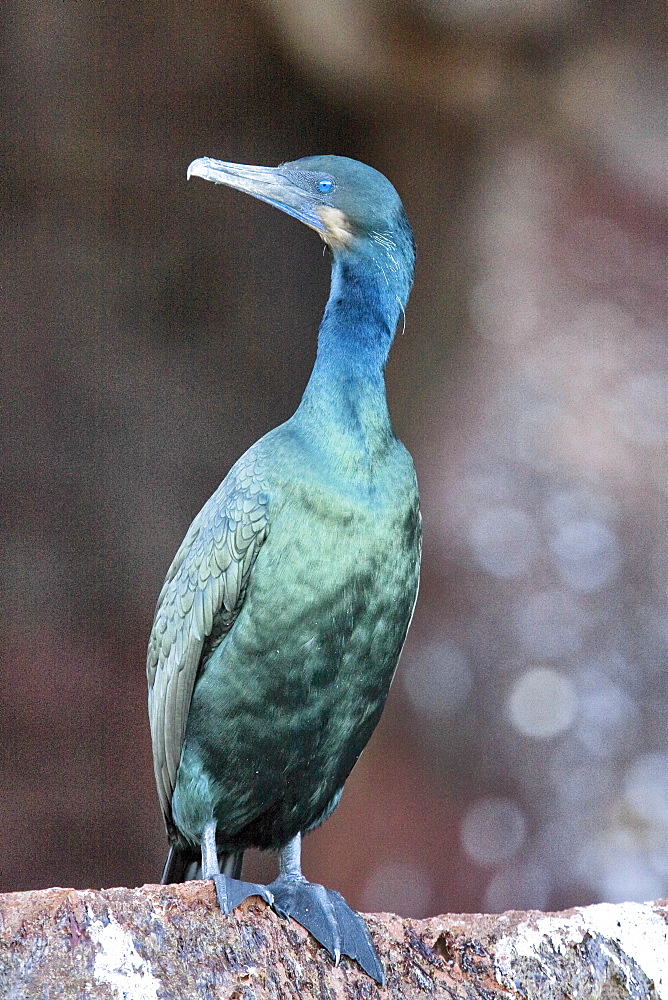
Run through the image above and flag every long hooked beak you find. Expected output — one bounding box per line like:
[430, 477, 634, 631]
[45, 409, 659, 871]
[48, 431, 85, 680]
[187, 157, 326, 235]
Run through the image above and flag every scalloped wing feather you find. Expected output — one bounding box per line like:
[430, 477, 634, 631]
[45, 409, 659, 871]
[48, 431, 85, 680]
[146, 449, 269, 823]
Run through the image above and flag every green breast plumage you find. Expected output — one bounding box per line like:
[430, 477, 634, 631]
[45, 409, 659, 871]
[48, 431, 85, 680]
[156, 422, 420, 851]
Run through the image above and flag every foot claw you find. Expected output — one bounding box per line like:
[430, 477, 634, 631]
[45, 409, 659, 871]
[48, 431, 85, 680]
[267, 875, 384, 984]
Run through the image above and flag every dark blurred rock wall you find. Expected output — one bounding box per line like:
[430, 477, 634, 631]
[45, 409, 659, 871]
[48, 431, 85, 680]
[1, 0, 665, 915]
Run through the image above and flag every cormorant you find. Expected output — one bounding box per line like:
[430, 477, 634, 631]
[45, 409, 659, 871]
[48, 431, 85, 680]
[147, 155, 420, 983]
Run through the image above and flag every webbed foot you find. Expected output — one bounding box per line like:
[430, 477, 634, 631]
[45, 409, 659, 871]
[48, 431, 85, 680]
[267, 872, 384, 985]
[200, 819, 273, 914]
[211, 873, 274, 914]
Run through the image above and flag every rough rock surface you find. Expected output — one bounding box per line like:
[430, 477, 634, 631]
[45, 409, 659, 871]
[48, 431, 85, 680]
[0, 883, 665, 999]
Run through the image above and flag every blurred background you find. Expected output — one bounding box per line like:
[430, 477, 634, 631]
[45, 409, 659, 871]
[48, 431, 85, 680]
[1, 0, 666, 917]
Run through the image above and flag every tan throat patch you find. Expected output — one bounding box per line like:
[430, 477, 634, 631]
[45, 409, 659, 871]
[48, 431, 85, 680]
[316, 206, 354, 249]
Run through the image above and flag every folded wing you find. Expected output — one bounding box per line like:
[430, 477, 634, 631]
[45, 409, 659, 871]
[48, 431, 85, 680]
[146, 449, 269, 829]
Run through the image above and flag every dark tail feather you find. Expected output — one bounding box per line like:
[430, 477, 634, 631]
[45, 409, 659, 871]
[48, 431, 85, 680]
[223, 851, 244, 879]
[161, 844, 244, 883]
[161, 844, 200, 884]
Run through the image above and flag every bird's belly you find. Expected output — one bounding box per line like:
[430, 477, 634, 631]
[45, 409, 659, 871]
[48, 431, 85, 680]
[173, 494, 419, 851]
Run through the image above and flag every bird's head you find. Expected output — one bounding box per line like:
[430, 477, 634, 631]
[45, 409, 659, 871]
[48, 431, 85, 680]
[187, 154, 413, 260]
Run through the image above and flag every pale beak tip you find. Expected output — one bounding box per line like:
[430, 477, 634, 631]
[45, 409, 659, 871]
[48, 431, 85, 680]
[187, 157, 209, 182]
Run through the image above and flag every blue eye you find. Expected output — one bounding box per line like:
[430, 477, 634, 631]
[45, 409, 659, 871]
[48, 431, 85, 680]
[317, 178, 334, 193]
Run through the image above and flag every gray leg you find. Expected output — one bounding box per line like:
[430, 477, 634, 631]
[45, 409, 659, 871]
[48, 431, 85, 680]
[200, 819, 273, 913]
[279, 832, 303, 876]
[267, 834, 384, 985]
[201, 820, 221, 877]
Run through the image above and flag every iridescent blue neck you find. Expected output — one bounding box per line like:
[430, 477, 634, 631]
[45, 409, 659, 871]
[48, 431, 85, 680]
[294, 224, 414, 451]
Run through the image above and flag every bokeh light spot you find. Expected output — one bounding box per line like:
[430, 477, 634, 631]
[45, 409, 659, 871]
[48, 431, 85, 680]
[461, 795, 527, 866]
[468, 505, 539, 579]
[484, 861, 551, 913]
[507, 666, 577, 739]
[575, 666, 638, 757]
[624, 753, 668, 826]
[550, 517, 621, 592]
